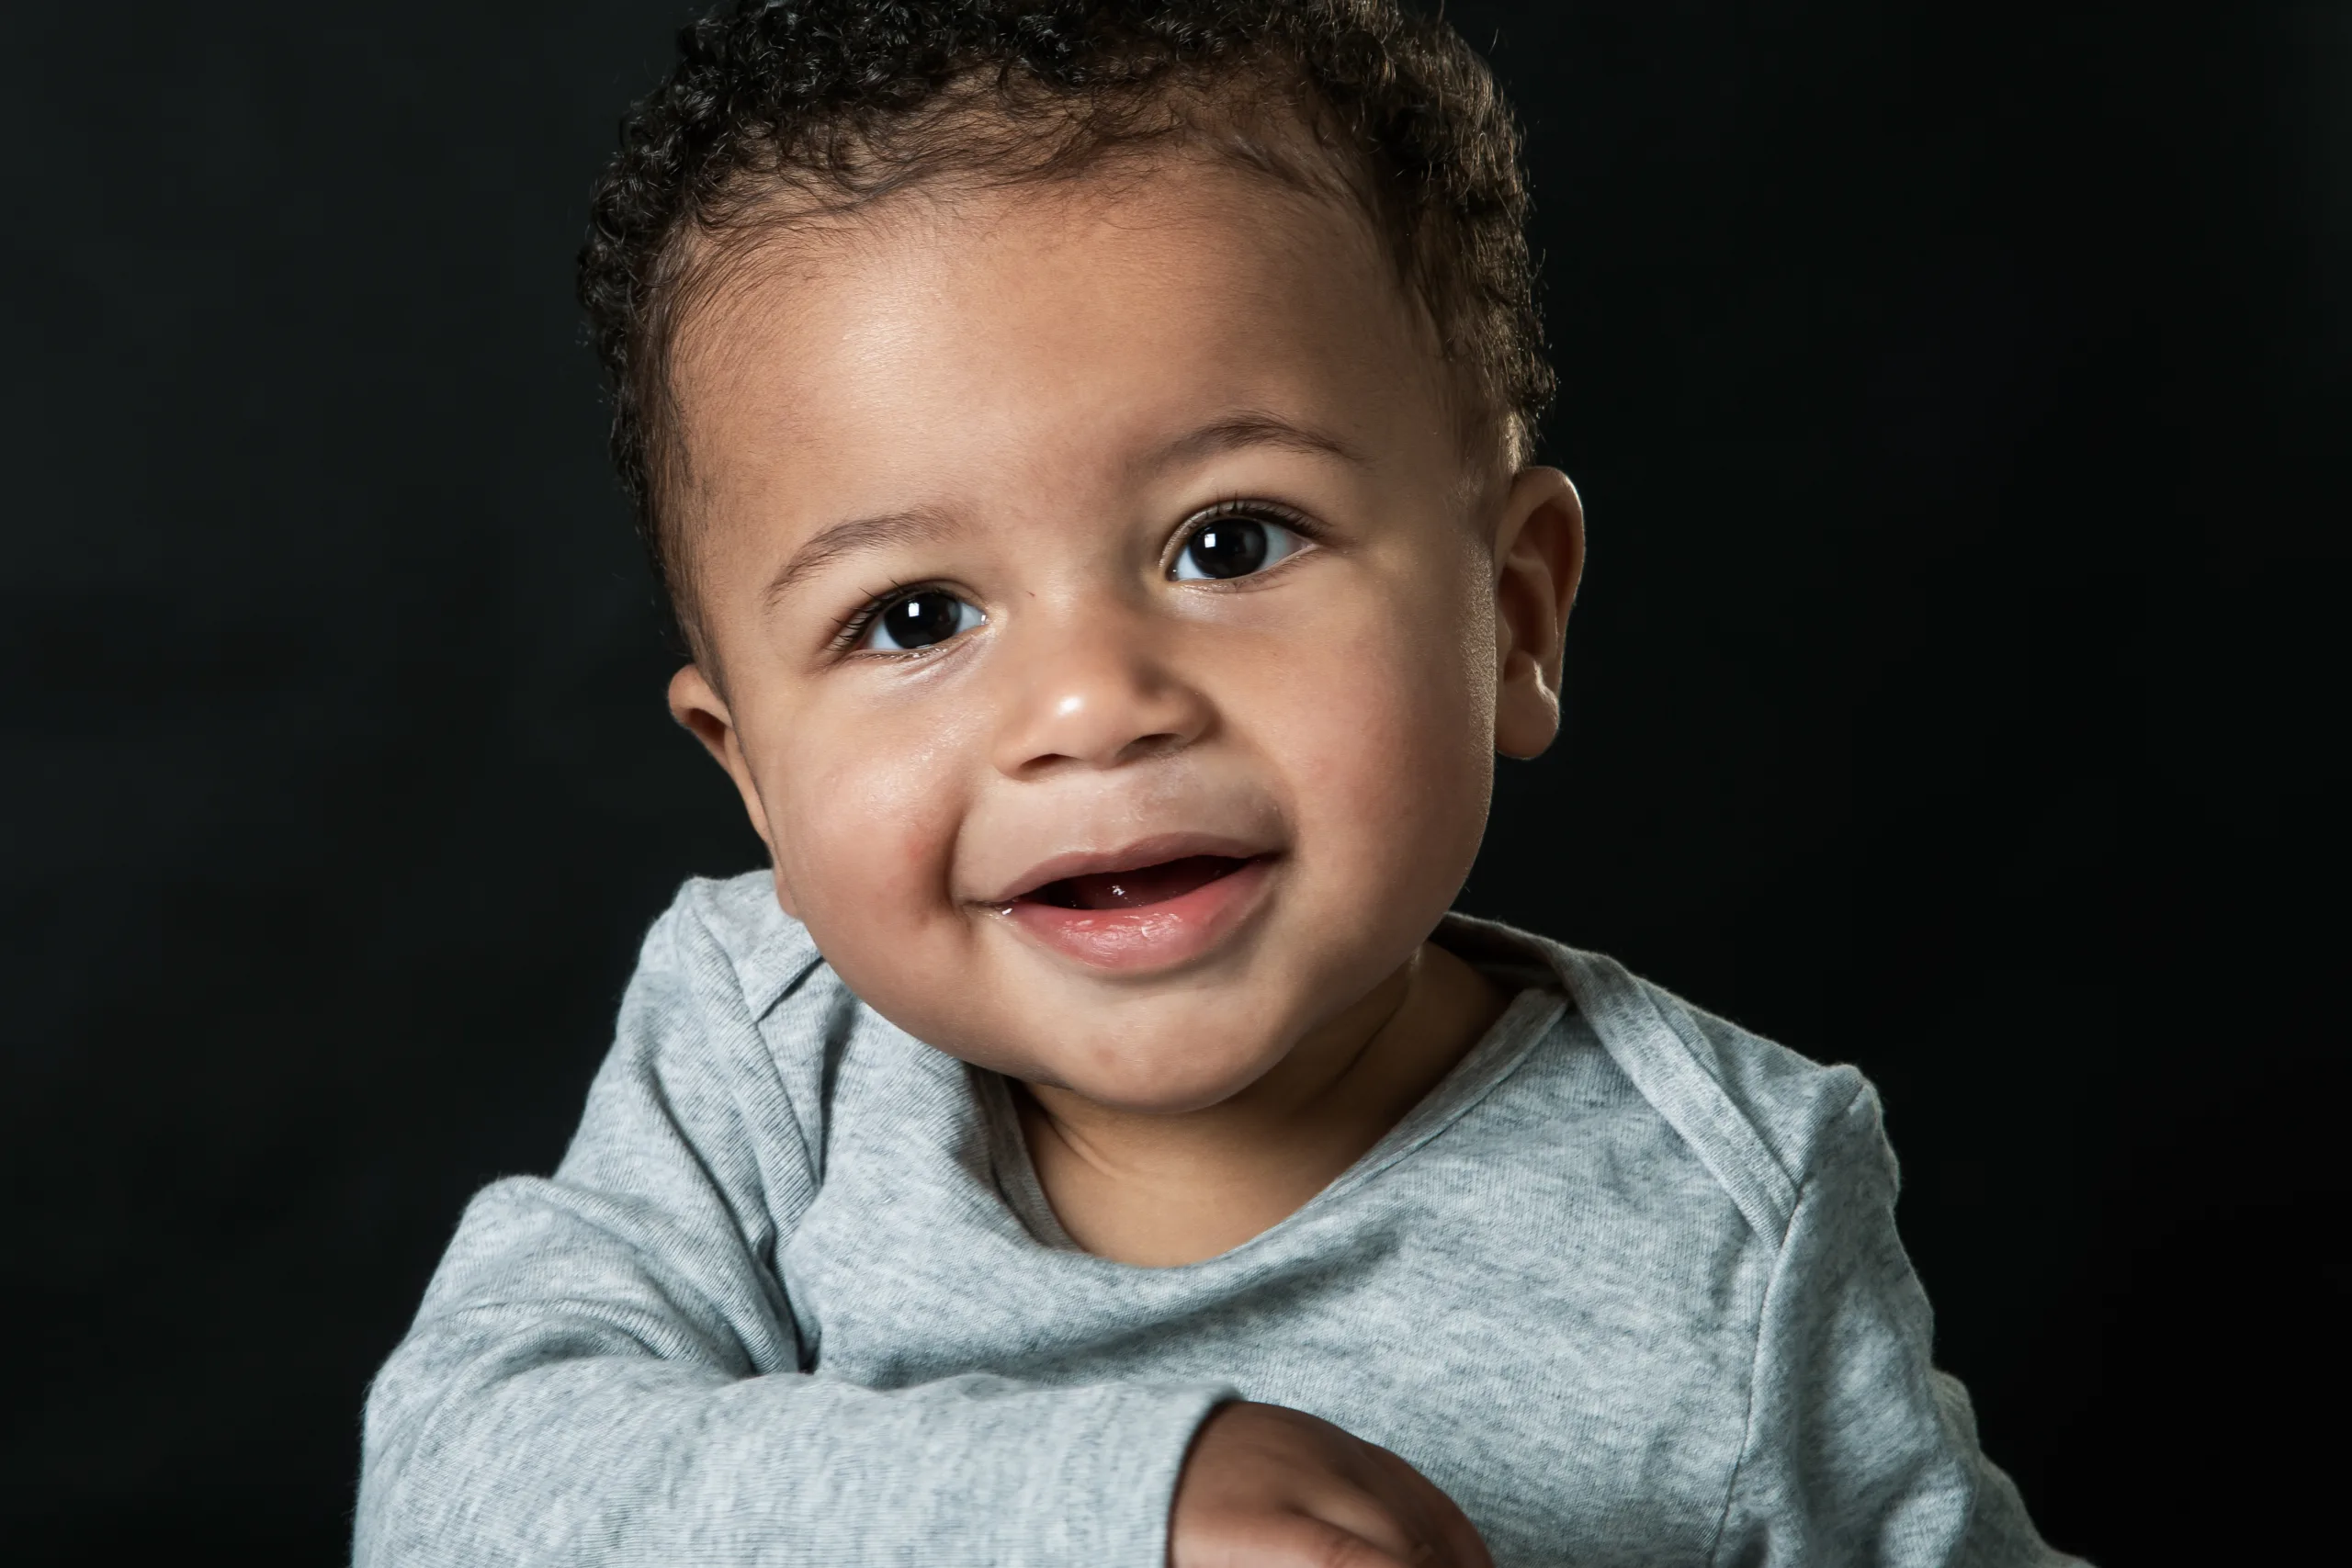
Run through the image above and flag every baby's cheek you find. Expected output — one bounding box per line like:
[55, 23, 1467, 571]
[1310, 605, 1484, 800]
[773, 735, 968, 940]
[1274, 591, 1495, 919]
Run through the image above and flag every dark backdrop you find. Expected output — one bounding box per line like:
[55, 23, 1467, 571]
[4, 2, 2342, 1562]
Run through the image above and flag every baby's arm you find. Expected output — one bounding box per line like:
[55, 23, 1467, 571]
[354, 903, 1229, 1567]
[1713, 1085, 2080, 1568]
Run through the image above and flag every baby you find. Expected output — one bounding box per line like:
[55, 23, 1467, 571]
[357, 4, 2076, 1564]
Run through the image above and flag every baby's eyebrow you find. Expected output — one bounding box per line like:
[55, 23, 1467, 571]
[763, 414, 1362, 605]
[1141, 412, 1367, 472]
[766, 505, 962, 603]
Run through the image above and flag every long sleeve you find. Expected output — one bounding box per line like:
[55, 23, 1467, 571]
[354, 898, 1231, 1567]
[1710, 1085, 2078, 1568]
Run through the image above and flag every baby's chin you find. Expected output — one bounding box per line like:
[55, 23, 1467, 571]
[846, 968, 1288, 1114]
[910, 998, 1305, 1116]
[808, 874, 1425, 1115]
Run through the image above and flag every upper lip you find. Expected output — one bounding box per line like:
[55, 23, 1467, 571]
[980, 831, 1274, 906]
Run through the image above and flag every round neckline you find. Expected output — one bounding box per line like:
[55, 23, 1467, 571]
[972, 983, 1567, 1273]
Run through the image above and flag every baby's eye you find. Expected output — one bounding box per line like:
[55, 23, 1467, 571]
[1170, 513, 1306, 581]
[858, 588, 984, 652]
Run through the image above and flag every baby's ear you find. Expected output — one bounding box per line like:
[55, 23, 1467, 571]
[1489, 468, 1585, 760]
[667, 663, 782, 867]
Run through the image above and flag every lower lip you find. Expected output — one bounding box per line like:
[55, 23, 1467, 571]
[998, 857, 1274, 973]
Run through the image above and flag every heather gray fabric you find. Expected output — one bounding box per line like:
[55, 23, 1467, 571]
[357, 872, 2075, 1568]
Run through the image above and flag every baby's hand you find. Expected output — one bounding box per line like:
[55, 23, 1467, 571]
[1169, 1402, 1493, 1568]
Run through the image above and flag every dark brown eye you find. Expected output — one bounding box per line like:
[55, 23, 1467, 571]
[1172, 515, 1303, 581]
[859, 590, 981, 651]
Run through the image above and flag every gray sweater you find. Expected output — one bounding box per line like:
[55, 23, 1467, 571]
[357, 872, 2073, 1567]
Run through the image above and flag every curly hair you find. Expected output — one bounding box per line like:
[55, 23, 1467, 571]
[579, 0, 1552, 649]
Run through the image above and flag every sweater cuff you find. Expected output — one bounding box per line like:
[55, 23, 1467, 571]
[1006, 1380, 1237, 1568]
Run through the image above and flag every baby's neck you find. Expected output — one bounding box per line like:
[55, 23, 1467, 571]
[1013, 942, 1509, 1267]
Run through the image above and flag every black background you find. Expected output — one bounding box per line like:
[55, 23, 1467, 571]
[4, 2, 2343, 1562]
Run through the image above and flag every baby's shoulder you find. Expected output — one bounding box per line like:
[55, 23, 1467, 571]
[646, 870, 824, 1010]
[1451, 915, 1883, 1243]
[617, 871, 865, 1122]
[1611, 969, 1879, 1185]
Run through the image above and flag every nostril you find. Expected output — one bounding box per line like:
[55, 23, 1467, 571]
[1117, 731, 1186, 762]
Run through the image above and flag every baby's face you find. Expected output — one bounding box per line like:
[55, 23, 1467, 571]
[668, 159, 1578, 1112]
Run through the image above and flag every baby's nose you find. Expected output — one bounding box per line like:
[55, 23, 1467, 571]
[989, 624, 1212, 777]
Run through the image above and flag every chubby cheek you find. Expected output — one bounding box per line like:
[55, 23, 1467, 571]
[756, 700, 978, 984]
[1266, 565, 1495, 919]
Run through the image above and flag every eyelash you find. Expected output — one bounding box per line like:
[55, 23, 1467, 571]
[829, 577, 941, 656]
[1166, 497, 1322, 571]
[825, 497, 1324, 656]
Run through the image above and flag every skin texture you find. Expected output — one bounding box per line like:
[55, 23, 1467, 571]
[662, 154, 1580, 1567]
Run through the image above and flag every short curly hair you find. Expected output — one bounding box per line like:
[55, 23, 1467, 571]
[580, 0, 1552, 649]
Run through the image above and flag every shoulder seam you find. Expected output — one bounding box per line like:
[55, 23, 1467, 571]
[677, 873, 826, 1021]
[1550, 947, 1801, 1242]
[1701, 1075, 1879, 1568]
[670, 880, 830, 1253]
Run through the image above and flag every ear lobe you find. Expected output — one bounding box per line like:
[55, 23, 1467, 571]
[666, 664, 786, 885]
[1490, 468, 1586, 761]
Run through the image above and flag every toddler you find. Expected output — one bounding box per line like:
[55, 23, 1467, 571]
[357, 4, 2076, 1564]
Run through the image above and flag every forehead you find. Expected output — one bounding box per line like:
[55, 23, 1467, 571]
[665, 157, 1460, 556]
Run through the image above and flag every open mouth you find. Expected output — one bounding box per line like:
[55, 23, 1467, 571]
[993, 842, 1275, 971]
[1020, 854, 1255, 911]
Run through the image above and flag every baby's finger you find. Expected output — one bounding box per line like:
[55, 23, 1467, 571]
[1290, 1483, 1430, 1566]
[1362, 1443, 1493, 1568]
[1247, 1513, 1425, 1568]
